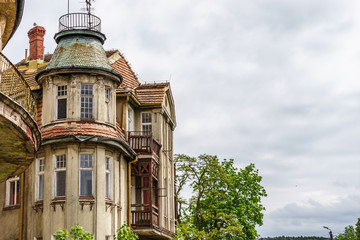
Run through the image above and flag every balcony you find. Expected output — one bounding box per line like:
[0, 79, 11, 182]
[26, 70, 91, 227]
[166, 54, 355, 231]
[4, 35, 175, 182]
[0, 52, 40, 182]
[131, 204, 159, 228]
[59, 13, 101, 32]
[128, 131, 161, 159]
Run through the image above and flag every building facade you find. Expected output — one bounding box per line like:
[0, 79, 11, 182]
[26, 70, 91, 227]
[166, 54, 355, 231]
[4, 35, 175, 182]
[0, 10, 176, 240]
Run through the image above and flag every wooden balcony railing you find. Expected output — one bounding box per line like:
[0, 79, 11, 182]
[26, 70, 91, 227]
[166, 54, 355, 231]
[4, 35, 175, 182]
[128, 131, 161, 158]
[0, 52, 37, 120]
[131, 204, 159, 228]
[59, 13, 101, 32]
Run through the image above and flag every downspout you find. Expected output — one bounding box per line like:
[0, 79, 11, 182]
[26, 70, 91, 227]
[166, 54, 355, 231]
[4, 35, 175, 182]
[128, 156, 138, 225]
[19, 172, 25, 240]
[122, 96, 129, 130]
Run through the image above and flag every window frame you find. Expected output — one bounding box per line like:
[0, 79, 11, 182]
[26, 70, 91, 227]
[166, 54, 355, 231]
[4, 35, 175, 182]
[54, 154, 66, 198]
[105, 88, 111, 122]
[36, 158, 45, 201]
[79, 153, 94, 197]
[105, 156, 113, 200]
[141, 112, 152, 133]
[56, 85, 67, 120]
[80, 84, 94, 119]
[5, 176, 20, 207]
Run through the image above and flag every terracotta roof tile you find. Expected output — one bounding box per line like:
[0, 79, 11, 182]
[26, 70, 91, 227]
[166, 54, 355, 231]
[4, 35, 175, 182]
[135, 83, 169, 105]
[41, 122, 126, 142]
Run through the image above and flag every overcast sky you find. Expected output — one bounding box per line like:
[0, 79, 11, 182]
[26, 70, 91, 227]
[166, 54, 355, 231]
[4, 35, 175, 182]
[3, 0, 360, 238]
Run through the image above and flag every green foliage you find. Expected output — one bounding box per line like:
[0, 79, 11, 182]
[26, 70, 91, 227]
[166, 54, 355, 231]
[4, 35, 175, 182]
[113, 224, 139, 240]
[263, 237, 327, 240]
[54, 226, 93, 240]
[356, 218, 360, 240]
[174, 154, 267, 240]
[336, 225, 356, 240]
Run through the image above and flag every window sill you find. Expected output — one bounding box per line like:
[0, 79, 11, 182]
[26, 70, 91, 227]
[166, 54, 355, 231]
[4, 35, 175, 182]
[79, 196, 95, 200]
[3, 204, 20, 211]
[52, 197, 66, 202]
[35, 200, 43, 205]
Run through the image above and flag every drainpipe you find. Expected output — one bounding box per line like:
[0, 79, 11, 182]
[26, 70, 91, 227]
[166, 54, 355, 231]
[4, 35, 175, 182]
[19, 172, 25, 240]
[128, 156, 138, 225]
[122, 96, 129, 130]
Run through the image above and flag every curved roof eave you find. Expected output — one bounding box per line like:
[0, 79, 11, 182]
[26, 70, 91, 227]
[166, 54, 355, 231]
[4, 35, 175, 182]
[3, 0, 25, 48]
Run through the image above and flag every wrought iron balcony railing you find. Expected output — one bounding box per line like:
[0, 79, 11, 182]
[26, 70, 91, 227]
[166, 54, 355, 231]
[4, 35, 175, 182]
[59, 13, 101, 32]
[0, 52, 37, 120]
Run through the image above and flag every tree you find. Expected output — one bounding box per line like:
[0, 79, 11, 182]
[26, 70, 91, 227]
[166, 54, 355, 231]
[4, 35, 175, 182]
[54, 226, 93, 240]
[113, 224, 139, 240]
[175, 154, 267, 240]
[356, 218, 360, 240]
[335, 225, 356, 240]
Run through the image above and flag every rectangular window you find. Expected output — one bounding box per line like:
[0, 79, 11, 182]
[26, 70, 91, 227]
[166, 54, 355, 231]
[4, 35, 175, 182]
[81, 85, 93, 119]
[36, 159, 45, 201]
[105, 88, 111, 122]
[128, 107, 134, 132]
[80, 154, 93, 197]
[6, 176, 20, 206]
[105, 157, 112, 199]
[57, 85, 67, 119]
[55, 155, 66, 197]
[141, 112, 152, 132]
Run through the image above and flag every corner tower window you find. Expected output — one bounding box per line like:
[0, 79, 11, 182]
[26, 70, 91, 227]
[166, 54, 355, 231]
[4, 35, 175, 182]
[55, 155, 66, 197]
[36, 159, 45, 201]
[80, 154, 93, 197]
[141, 112, 152, 132]
[57, 85, 67, 119]
[105, 157, 112, 199]
[81, 85, 93, 119]
[105, 88, 111, 122]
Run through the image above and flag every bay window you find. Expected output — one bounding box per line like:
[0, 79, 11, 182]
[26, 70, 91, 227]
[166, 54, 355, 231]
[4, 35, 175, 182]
[54, 155, 66, 197]
[80, 154, 93, 197]
[81, 84, 93, 119]
[57, 85, 67, 119]
[36, 159, 45, 201]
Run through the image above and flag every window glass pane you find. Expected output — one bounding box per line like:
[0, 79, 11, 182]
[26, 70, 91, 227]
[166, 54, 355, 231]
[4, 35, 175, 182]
[141, 113, 151, 123]
[57, 98, 67, 119]
[106, 172, 110, 199]
[39, 159, 44, 172]
[80, 154, 93, 168]
[142, 124, 152, 132]
[56, 171, 66, 197]
[57, 86, 67, 96]
[80, 170, 92, 196]
[56, 155, 66, 168]
[39, 175, 44, 200]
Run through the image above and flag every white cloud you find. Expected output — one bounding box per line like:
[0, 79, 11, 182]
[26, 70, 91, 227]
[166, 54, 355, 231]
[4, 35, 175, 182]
[3, 0, 360, 237]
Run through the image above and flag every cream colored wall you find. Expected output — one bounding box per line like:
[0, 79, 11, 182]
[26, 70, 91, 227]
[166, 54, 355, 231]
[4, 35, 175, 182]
[42, 74, 117, 126]
[22, 143, 128, 240]
[0, 180, 21, 240]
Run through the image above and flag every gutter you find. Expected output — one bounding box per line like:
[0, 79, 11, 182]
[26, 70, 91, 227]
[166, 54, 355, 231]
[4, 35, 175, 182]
[128, 156, 138, 225]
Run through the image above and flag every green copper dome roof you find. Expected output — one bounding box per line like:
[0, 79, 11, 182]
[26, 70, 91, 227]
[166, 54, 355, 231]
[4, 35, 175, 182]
[46, 30, 112, 71]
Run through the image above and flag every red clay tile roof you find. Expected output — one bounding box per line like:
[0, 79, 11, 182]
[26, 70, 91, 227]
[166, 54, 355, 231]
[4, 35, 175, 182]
[135, 83, 169, 105]
[36, 91, 42, 128]
[41, 121, 126, 142]
[108, 51, 141, 93]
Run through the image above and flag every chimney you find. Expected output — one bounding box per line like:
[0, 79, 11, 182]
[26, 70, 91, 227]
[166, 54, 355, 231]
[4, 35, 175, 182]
[27, 24, 46, 61]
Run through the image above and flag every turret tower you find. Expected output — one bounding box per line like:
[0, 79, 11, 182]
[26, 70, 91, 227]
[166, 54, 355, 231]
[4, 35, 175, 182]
[31, 8, 136, 239]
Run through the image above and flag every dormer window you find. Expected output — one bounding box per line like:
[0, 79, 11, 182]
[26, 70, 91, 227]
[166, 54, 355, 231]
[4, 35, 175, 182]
[57, 85, 67, 119]
[81, 84, 93, 119]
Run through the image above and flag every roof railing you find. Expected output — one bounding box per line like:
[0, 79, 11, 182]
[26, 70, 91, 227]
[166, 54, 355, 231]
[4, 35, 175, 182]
[0, 52, 37, 120]
[59, 13, 101, 32]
